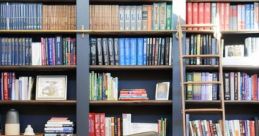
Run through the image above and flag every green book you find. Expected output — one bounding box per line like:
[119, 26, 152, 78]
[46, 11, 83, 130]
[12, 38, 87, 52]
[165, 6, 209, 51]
[166, 4, 172, 30]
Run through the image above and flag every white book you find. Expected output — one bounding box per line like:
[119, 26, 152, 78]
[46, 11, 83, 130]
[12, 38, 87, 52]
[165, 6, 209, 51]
[130, 123, 158, 135]
[119, 6, 125, 30]
[15, 80, 19, 100]
[185, 114, 190, 136]
[207, 73, 213, 100]
[136, 6, 142, 30]
[28, 77, 34, 100]
[105, 117, 111, 136]
[169, 38, 172, 66]
[130, 6, 137, 30]
[124, 6, 131, 31]
[122, 113, 131, 136]
[11, 73, 15, 100]
[31, 42, 42, 65]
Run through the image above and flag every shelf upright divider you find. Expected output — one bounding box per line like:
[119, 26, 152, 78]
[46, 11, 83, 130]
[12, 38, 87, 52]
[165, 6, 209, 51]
[76, 0, 90, 135]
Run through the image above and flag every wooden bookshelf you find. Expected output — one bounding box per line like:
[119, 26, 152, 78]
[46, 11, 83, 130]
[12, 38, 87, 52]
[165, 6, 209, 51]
[90, 100, 172, 106]
[184, 30, 214, 34]
[183, 81, 221, 85]
[90, 65, 172, 71]
[0, 65, 76, 71]
[185, 108, 223, 113]
[0, 100, 76, 106]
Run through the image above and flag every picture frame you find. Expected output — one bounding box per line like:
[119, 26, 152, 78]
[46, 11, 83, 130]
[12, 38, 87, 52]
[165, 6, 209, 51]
[36, 75, 67, 100]
[155, 82, 170, 100]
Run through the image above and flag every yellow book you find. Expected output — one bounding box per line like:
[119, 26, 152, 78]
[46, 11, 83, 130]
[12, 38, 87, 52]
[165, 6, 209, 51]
[193, 72, 201, 100]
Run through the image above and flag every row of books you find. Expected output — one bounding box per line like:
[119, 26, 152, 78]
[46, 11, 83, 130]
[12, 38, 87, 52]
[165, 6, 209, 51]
[0, 3, 76, 30]
[224, 37, 259, 58]
[89, 72, 118, 101]
[0, 72, 34, 101]
[90, 37, 172, 66]
[186, 72, 219, 100]
[90, 3, 172, 30]
[185, 34, 219, 65]
[225, 120, 256, 136]
[187, 120, 222, 136]
[0, 37, 76, 66]
[89, 113, 166, 136]
[224, 72, 259, 101]
[44, 117, 74, 135]
[186, 3, 259, 30]
[119, 89, 149, 101]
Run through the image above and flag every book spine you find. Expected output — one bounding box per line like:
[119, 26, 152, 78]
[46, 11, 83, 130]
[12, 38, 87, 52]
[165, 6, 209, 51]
[136, 6, 142, 30]
[124, 6, 131, 31]
[137, 38, 144, 65]
[198, 3, 204, 30]
[153, 3, 159, 30]
[90, 38, 97, 65]
[142, 5, 148, 30]
[119, 38, 125, 65]
[186, 3, 192, 30]
[108, 38, 115, 65]
[159, 3, 166, 30]
[125, 38, 130, 65]
[166, 4, 172, 30]
[130, 38, 137, 65]
[192, 3, 198, 30]
[130, 6, 137, 30]
[102, 38, 109, 65]
[114, 38, 119, 65]
[224, 73, 230, 100]
[143, 38, 147, 65]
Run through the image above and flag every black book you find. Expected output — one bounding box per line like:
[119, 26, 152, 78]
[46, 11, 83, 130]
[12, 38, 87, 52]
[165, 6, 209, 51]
[157, 38, 161, 65]
[102, 38, 109, 65]
[234, 72, 238, 100]
[108, 38, 115, 65]
[190, 35, 194, 65]
[113, 38, 119, 65]
[212, 73, 218, 100]
[224, 73, 231, 100]
[90, 38, 97, 65]
[255, 117, 259, 136]
[97, 38, 103, 65]
[165, 37, 170, 65]
[160, 38, 165, 65]
[147, 38, 151, 65]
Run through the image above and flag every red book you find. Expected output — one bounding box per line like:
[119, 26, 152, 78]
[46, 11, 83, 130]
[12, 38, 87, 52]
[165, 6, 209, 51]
[204, 3, 211, 30]
[3, 72, 8, 100]
[220, 3, 225, 30]
[198, 3, 204, 30]
[250, 121, 255, 136]
[224, 3, 230, 30]
[192, 3, 198, 30]
[206, 121, 211, 136]
[186, 3, 192, 30]
[147, 5, 152, 31]
[252, 74, 258, 101]
[100, 113, 105, 136]
[89, 113, 95, 136]
[94, 114, 101, 136]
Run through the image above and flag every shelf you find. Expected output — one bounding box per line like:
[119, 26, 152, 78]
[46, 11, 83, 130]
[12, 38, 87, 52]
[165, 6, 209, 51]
[186, 65, 219, 70]
[90, 0, 172, 3]
[0, 65, 76, 71]
[0, 0, 76, 2]
[223, 65, 259, 71]
[183, 55, 220, 58]
[187, 0, 259, 2]
[225, 101, 259, 105]
[183, 81, 221, 85]
[0, 30, 83, 34]
[90, 65, 172, 71]
[185, 108, 223, 113]
[0, 100, 76, 106]
[185, 100, 221, 104]
[184, 30, 214, 34]
[185, 30, 259, 34]
[90, 100, 172, 106]
[1, 133, 44, 136]
[88, 30, 176, 36]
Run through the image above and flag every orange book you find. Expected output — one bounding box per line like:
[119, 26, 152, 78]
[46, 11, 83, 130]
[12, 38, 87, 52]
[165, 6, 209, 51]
[250, 121, 255, 136]
[3, 73, 8, 100]
[252, 74, 258, 101]
[147, 5, 152, 31]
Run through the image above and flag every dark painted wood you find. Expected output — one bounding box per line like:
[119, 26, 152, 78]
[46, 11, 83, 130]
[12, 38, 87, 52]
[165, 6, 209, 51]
[77, 0, 89, 134]
[90, 65, 172, 71]
[0, 66, 76, 71]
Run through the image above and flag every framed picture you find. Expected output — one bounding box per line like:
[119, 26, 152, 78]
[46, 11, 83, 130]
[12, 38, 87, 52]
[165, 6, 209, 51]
[36, 75, 67, 100]
[155, 82, 170, 100]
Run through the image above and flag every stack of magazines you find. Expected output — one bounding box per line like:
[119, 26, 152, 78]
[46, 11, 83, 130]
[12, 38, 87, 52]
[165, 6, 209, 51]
[44, 117, 74, 136]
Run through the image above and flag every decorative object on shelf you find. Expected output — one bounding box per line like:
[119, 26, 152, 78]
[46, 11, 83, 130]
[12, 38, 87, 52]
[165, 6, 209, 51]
[24, 125, 35, 135]
[36, 75, 67, 100]
[155, 82, 170, 100]
[5, 109, 20, 135]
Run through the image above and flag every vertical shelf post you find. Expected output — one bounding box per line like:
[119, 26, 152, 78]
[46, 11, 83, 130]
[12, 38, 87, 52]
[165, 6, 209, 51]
[77, 0, 89, 135]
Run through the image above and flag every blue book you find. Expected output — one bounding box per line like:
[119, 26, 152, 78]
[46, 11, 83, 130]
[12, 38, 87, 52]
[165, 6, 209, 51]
[55, 36, 63, 65]
[119, 38, 125, 65]
[250, 4, 254, 30]
[125, 38, 131, 65]
[130, 38, 137, 65]
[48, 38, 53, 65]
[248, 77, 252, 100]
[137, 38, 144, 65]
[143, 38, 147, 65]
[245, 4, 250, 30]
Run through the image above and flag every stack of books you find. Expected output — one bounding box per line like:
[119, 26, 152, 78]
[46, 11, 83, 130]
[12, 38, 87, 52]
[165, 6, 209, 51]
[119, 89, 149, 101]
[44, 117, 74, 136]
[187, 120, 223, 135]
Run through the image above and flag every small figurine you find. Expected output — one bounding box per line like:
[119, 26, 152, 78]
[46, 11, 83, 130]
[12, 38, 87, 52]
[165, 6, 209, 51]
[24, 125, 35, 135]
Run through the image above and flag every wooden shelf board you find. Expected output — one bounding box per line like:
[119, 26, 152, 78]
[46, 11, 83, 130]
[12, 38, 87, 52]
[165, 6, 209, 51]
[185, 100, 221, 104]
[90, 65, 172, 71]
[223, 65, 259, 70]
[187, 0, 259, 2]
[0, 65, 76, 71]
[88, 30, 176, 35]
[184, 30, 214, 34]
[225, 101, 259, 105]
[0, 100, 76, 105]
[90, 0, 172, 3]
[186, 65, 219, 70]
[185, 108, 223, 113]
[0, 0, 75, 2]
[184, 81, 221, 85]
[0, 30, 83, 34]
[90, 100, 172, 106]
[183, 55, 220, 58]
